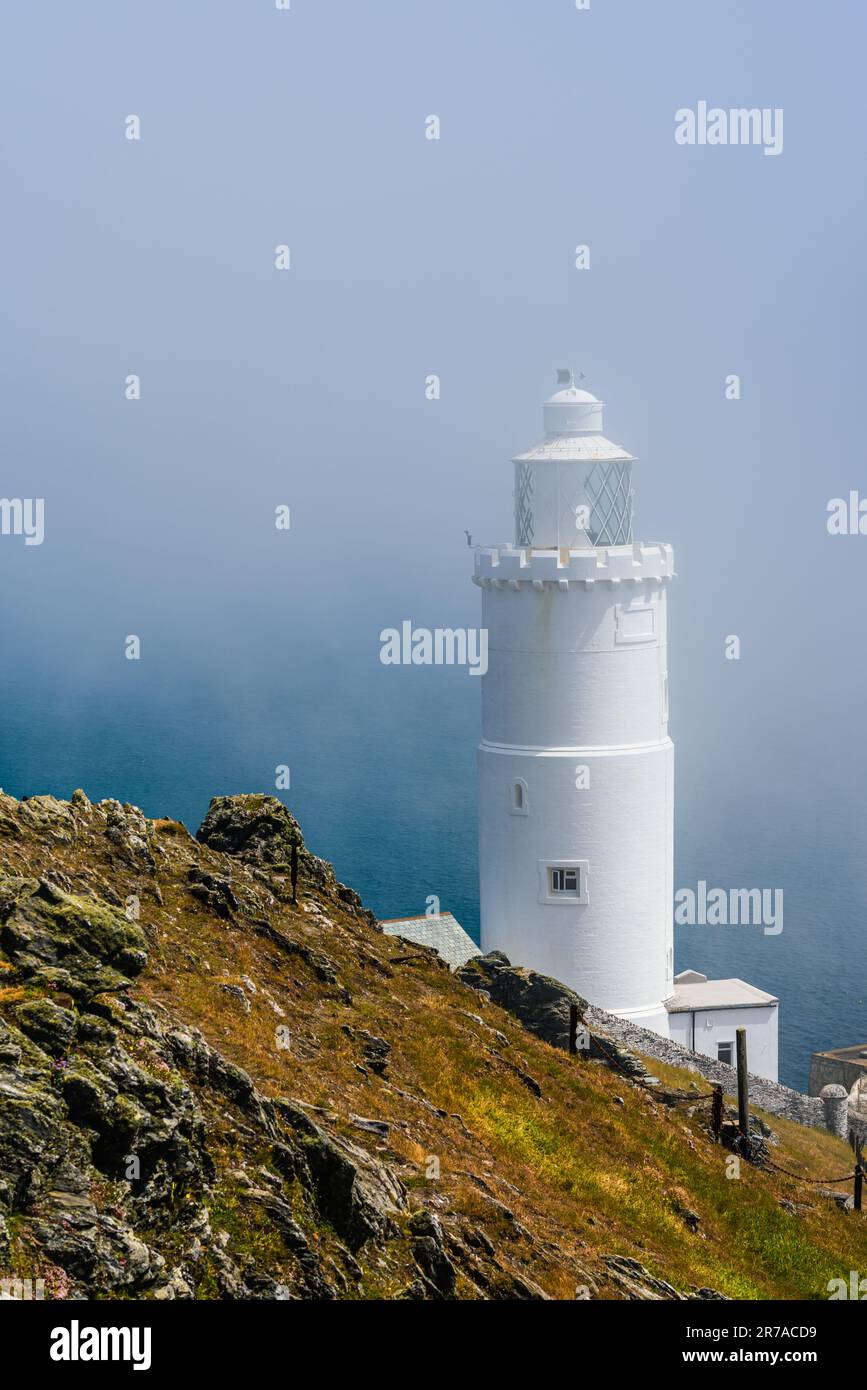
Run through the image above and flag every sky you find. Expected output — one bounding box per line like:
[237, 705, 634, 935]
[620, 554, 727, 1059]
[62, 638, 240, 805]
[0, 1, 865, 1085]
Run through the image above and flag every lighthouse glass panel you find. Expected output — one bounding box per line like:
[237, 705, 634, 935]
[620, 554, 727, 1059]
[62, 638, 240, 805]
[551, 867, 579, 894]
[584, 461, 633, 546]
[515, 462, 534, 546]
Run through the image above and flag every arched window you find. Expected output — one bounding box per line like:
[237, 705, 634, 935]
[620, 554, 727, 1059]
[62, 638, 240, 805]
[510, 779, 529, 816]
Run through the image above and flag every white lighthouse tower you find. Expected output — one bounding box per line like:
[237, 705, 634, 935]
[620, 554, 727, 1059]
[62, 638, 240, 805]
[474, 372, 780, 1078]
[475, 372, 675, 1032]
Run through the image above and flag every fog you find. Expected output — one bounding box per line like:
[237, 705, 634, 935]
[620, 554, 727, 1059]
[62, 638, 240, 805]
[1, 2, 866, 1081]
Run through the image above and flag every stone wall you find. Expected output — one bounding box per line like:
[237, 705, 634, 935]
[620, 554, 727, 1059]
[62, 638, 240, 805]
[458, 951, 862, 1141]
[584, 1003, 830, 1129]
[808, 1052, 867, 1099]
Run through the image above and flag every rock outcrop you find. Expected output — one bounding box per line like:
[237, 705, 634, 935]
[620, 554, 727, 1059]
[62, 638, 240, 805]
[457, 951, 586, 1049]
[0, 872, 411, 1298]
[0, 789, 862, 1301]
[197, 795, 373, 923]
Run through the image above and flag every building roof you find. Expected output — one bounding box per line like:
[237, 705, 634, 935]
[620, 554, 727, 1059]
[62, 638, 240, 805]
[379, 912, 480, 972]
[811, 1044, 867, 1068]
[512, 433, 633, 464]
[546, 386, 599, 407]
[665, 976, 779, 1013]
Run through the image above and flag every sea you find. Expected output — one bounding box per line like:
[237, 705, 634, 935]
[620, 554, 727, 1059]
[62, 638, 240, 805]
[1, 653, 864, 1094]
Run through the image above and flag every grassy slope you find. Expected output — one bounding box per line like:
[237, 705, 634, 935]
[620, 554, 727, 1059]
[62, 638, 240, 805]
[1, 791, 864, 1300]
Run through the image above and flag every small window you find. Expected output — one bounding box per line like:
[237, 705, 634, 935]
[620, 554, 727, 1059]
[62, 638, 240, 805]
[717, 1042, 733, 1066]
[615, 599, 657, 644]
[510, 778, 529, 816]
[538, 858, 589, 905]
[551, 867, 579, 894]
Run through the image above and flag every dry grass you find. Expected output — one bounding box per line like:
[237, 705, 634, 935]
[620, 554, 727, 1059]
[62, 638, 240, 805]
[1, 792, 865, 1300]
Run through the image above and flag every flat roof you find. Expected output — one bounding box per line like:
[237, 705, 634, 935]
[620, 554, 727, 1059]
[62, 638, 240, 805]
[379, 912, 480, 972]
[665, 977, 779, 1014]
[812, 1044, 867, 1065]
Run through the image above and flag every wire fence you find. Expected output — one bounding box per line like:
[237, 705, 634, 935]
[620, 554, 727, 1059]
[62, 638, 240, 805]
[764, 1158, 858, 1186]
[577, 1011, 864, 1205]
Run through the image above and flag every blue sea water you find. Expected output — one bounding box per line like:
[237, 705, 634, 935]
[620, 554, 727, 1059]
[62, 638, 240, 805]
[1, 0, 865, 1103]
[2, 652, 865, 1094]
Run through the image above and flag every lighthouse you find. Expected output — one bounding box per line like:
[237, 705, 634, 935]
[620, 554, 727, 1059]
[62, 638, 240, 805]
[473, 371, 779, 1077]
[474, 372, 674, 1032]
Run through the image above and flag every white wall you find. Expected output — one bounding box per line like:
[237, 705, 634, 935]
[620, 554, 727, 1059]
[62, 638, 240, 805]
[668, 1005, 779, 1082]
[477, 552, 674, 1029]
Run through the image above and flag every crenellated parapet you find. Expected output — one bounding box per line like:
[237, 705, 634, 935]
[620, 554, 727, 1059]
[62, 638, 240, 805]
[473, 541, 675, 588]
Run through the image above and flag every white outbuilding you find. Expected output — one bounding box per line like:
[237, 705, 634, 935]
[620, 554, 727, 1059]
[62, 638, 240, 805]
[666, 971, 779, 1081]
[474, 372, 778, 1080]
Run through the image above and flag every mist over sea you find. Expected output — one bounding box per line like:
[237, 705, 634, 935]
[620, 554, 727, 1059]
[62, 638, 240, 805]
[2, 1, 866, 1094]
[2, 642, 864, 1092]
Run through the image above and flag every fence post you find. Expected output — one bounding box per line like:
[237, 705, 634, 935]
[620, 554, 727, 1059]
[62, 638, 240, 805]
[855, 1139, 864, 1213]
[736, 1028, 749, 1137]
[568, 1004, 579, 1056]
[712, 1083, 724, 1142]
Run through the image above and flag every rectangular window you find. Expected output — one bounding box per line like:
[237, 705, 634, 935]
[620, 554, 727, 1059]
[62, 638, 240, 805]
[551, 867, 579, 893]
[615, 599, 657, 644]
[717, 1042, 733, 1066]
[538, 859, 589, 906]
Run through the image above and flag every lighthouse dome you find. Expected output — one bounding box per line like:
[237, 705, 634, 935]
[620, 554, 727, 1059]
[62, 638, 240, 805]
[547, 386, 597, 405]
[543, 379, 604, 435]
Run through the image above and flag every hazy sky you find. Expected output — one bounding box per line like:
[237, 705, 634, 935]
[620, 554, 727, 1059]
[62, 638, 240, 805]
[3, 2, 865, 674]
[1, 4, 866, 1080]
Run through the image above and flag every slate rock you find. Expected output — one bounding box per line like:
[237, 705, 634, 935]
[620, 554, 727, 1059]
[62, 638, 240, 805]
[14, 999, 75, 1057]
[412, 1234, 457, 1296]
[457, 952, 587, 1050]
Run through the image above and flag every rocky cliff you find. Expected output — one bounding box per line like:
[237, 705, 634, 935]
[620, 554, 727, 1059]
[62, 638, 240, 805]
[0, 790, 864, 1300]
